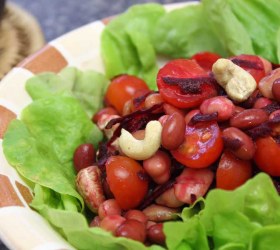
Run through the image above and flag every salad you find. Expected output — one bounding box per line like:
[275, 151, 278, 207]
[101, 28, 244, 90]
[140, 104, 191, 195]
[3, 0, 280, 249]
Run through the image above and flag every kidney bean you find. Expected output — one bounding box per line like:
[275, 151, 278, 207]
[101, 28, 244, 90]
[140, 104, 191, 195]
[259, 56, 272, 75]
[143, 150, 171, 184]
[124, 210, 148, 225]
[163, 103, 185, 117]
[76, 166, 105, 212]
[156, 187, 184, 208]
[73, 143, 96, 172]
[146, 221, 156, 229]
[147, 223, 166, 246]
[92, 107, 119, 123]
[184, 109, 200, 124]
[272, 78, 280, 102]
[142, 204, 179, 222]
[161, 113, 186, 150]
[100, 215, 126, 234]
[229, 109, 268, 129]
[132, 130, 145, 140]
[269, 110, 280, 136]
[115, 219, 146, 243]
[259, 68, 280, 99]
[269, 110, 280, 120]
[90, 216, 101, 227]
[222, 127, 255, 160]
[253, 97, 272, 109]
[233, 106, 245, 115]
[98, 199, 122, 219]
[122, 100, 133, 115]
[145, 93, 163, 109]
[158, 115, 169, 126]
[200, 96, 234, 121]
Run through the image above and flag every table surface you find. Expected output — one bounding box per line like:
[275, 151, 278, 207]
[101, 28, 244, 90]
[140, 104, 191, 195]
[1, 0, 194, 249]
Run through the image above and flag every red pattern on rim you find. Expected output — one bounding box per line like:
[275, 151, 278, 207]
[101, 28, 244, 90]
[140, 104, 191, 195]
[0, 105, 16, 139]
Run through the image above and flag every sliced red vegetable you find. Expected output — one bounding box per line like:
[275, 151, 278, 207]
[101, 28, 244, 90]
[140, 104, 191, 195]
[191, 51, 221, 72]
[171, 122, 223, 168]
[157, 59, 218, 109]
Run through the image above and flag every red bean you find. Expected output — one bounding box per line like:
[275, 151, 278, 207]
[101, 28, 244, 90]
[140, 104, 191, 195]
[259, 68, 280, 99]
[259, 56, 272, 75]
[163, 103, 185, 117]
[115, 219, 146, 243]
[184, 109, 200, 124]
[143, 150, 171, 184]
[144, 93, 163, 109]
[161, 113, 186, 150]
[142, 204, 179, 222]
[233, 106, 245, 115]
[155, 187, 184, 208]
[222, 127, 255, 160]
[147, 223, 166, 246]
[98, 199, 122, 219]
[146, 221, 156, 229]
[158, 115, 169, 126]
[73, 144, 96, 172]
[229, 109, 268, 129]
[269, 110, 280, 135]
[90, 216, 101, 227]
[100, 215, 126, 234]
[124, 210, 148, 225]
[253, 97, 272, 109]
[269, 110, 280, 120]
[272, 78, 280, 102]
[92, 107, 119, 123]
[132, 130, 145, 140]
[122, 100, 133, 115]
[200, 96, 234, 121]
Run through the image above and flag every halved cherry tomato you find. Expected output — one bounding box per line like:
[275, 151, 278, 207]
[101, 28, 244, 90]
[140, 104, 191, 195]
[191, 51, 221, 72]
[171, 122, 223, 168]
[254, 136, 280, 176]
[106, 156, 148, 210]
[105, 74, 149, 114]
[229, 54, 266, 84]
[174, 168, 214, 204]
[157, 59, 217, 109]
[216, 151, 252, 190]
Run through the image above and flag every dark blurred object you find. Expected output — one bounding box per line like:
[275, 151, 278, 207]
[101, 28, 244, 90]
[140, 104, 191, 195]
[11, 0, 192, 41]
[0, 1, 44, 78]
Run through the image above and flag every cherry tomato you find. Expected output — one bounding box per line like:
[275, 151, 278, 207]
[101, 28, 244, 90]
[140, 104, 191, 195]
[105, 74, 149, 114]
[106, 156, 148, 210]
[230, 54, 266, 84]
[191, 51, 221, 72]
[216, 151, 252, 190]
[254, 136, 280, 176]
[174, 168, 214, 204]
[157, 59, 217, 109]
[171, 122, 223, 168]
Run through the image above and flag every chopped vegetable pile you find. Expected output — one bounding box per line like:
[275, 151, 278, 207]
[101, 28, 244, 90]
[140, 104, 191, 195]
[3, 1, 280, 250]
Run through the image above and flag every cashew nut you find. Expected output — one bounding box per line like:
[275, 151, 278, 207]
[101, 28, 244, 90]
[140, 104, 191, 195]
[212, 58, 257, 102]
[118, 120, 162, 160]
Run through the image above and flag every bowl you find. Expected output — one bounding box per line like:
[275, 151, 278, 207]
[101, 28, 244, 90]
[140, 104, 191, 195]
[0, 2, 192, 249]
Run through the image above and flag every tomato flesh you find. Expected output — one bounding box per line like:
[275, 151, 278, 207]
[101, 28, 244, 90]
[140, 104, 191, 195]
[105, 74, 149, 114]
[191, 51, 221, 72]
[216, 151, 252, 190]
[171, 122, 223, 168]
[230, 54, 266, 84]
[157, 59, 217, 109]
[106, 156, 148, 210]
[254, 136, 280, 176]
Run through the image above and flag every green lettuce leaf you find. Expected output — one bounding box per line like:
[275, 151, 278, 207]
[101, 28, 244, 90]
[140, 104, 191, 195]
[25, 67, 109, 116]
[3, 96, 103, 209]
[101, 3, 165, 89]
[153, 4, 227, 59]
[202, 0, 254, 56]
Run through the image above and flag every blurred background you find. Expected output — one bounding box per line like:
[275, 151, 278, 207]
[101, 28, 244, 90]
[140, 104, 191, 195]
[11, 0, 193, 41]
